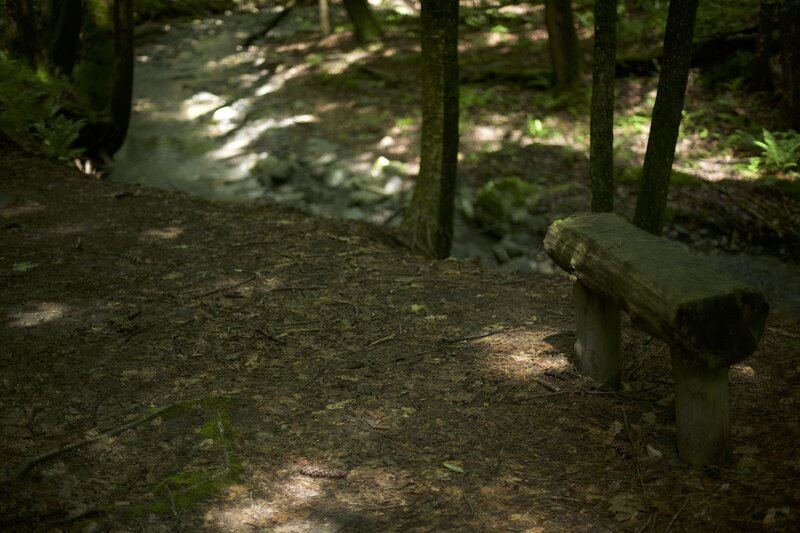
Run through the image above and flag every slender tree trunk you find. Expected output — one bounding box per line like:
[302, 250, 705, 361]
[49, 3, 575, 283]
[50, 0, 83, 77]
[590, 0, 616, 213]
[544, 0, 583, 92]
[752, 1, 776, 91]
[319, 0, 331, 36]
[401, 0, 459, 259]
[106, 0, 135, 156]
[342, 0, 382, 44]
[7, 0, 41, 66]
[779, 1, 800, 130]
[633, 0, 699, 235]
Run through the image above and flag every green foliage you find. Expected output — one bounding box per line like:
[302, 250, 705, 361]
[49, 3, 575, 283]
[752, 129, 800, 172]
[524, 115, 558, 141]
[459, 86, 497, 111]
[33, 107, 86, 160]
[473, 176, 546, 233]
[618, 167, 702, 187]
[0, 52, 85, 159]
[145, 396, 241, 515]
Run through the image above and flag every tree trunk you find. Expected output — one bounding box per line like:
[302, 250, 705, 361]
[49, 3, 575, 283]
[401, 0, 459, 259]
[106, 0, 135, 156]
[633, 0, 699, 235]
[50, 0, 83, 77]
[779, 1, 800, 130]
[319, 0, 331, 36]
[7, 0, 41, 66]
[544, 0, 583, 92]
[589, 0, 616, 213]
[342, 0, 382, 44]
[751, 0, 776, 91]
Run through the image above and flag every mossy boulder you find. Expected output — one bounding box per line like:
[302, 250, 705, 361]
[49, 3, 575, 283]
[473, 176, 581, 237]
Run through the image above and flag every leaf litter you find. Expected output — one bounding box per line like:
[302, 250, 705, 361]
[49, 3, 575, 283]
[0, 145, 798, 531]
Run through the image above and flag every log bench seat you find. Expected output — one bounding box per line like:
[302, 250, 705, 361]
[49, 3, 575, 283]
[543, 213, 769, 467]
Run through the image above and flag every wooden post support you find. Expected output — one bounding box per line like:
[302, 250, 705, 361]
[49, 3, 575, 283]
[671, 348, 733, 467]
[573, 281, 621, 389]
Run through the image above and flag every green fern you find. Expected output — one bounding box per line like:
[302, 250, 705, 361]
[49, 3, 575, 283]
[753, 129, 800, 172]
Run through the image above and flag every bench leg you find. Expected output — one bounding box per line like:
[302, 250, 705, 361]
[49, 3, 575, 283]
[671, 349, 733, 467]
[573, 281, 621, 389]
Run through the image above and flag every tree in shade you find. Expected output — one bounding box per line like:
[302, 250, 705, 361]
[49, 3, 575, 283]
[50, 0, 84, 77]
[401, 0, 459, 259]
[633, 0, 699, 235]
[589, 0, 616, 213]
[342, 0, 382, 44]
[106, 0, 135, 156]
[544, 0, 583, 92]
[778, 0, 800, 130]
[6, 0, 41, 67]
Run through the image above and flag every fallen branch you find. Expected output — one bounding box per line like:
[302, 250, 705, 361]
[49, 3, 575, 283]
[242, 0, 297, 48]
[7, 402, 179, 480]
[195, 275, 257, 298]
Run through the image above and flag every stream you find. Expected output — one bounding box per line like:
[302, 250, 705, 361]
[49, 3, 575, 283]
[111, 8, 800, 318]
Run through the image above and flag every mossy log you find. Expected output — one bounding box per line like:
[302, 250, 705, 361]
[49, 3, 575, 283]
[544, 213, 768, 369]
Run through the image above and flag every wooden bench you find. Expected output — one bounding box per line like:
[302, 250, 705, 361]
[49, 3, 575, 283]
[543, 213, 769, 467]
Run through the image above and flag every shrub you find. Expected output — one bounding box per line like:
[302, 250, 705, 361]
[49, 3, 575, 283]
[0, 51, 85, 159]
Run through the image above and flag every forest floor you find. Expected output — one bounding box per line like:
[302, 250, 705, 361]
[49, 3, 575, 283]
[1, 141, 799, 532]
[2, 1, 800, 531]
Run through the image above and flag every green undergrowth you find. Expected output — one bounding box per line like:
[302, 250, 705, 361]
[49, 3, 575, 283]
[0, 52, 85, 159]
[129, 396, 241, 520]
[617, 167, 704, 187]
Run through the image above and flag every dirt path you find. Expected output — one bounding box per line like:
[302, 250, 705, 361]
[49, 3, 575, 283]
[1, 146, 798, 531]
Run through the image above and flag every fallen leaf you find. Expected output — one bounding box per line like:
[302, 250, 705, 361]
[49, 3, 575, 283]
[12, 261, 38, 272]
[442, 462, 464, 473]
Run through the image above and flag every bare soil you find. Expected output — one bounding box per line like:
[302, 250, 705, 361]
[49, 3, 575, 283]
[1, 140, 798, 532]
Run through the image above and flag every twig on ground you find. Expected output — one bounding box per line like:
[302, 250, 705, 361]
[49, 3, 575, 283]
[460, 473, 477, 519]
[533, 377, 559, 392]
[367, 334, 395, 348]
[195, 275, 256, 298]
[664, 496, 689, 533]
[7, 401, 179, 480]
[255, 328, 285, 343]
[621, 407, 651, 511]
[165, 483, 177, 517]
[444, 329, 506, 344]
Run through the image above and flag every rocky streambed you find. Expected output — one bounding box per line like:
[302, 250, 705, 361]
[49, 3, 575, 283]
[112, 6, 800, 317]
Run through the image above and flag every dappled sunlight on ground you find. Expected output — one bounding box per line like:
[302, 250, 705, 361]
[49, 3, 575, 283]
[8, 302, 68, 328]
[478, 326, 573, 384]
[140, 226, 185, 240]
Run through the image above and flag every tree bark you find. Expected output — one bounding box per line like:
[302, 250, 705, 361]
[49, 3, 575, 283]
[751, 1, 776, 91]
[106, 0, 135, 156]
[50, 0, 83, 77]
[633, 0, 699, 235]
[401, 0, 459, 259]
[544, 0, 583, 92]
[342, 0, 382, 44]
[319, 0, 331, 36]
[7, 0, 41, 66]
[779, 1, 800, 130]
[589, 0, 616, 213]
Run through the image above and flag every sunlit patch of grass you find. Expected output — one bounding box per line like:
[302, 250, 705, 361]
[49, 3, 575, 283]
[617, 166, 703, 187]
